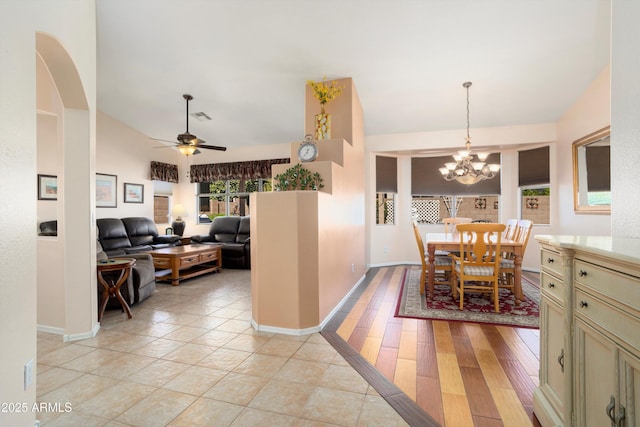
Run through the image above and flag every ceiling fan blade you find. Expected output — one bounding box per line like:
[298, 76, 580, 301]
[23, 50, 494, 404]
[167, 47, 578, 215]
[193, 148, 201, 155]
[197, 144, 227, 151]
[149, 137, 177, 144]
[152, 145, 176, 149]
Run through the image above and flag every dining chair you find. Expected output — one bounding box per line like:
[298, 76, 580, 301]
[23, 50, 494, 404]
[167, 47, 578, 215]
[499, 219, 533, 293]
[443, 217, 473, 236]
[412, 220, 453, 295]
[440, 217, 473, 256]
[504, 218, 519, 241]
[450, 222, 506, 312]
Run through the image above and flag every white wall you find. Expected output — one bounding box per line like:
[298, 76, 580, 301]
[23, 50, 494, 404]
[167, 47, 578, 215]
[611, 0, 640, 238]
[556, 66, 611, 236]
[0, 1, 96, 425]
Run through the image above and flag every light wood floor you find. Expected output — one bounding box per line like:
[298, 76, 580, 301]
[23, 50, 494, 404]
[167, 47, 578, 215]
[322, 266, 541, 427]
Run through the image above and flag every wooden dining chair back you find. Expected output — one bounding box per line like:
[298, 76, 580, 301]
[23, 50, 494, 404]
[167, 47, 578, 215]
[443, 217, 473, 236]
[412, 220, 452, 295]
[499, 219, 533, 293]
[504, 218, 519, 240]
[451, 222, 506, 312]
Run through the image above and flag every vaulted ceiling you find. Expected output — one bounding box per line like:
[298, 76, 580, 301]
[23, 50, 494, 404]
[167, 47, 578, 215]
[96, 0, 610, 151]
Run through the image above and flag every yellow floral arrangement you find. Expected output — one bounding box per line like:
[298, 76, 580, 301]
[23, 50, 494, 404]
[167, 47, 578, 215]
[307, 77, 343, 109]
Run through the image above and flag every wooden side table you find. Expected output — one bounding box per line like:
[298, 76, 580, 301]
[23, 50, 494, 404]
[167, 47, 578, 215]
[97, 258, 136, 322]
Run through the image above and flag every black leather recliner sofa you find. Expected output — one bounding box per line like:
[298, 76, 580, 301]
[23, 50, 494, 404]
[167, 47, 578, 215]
[191, 216, 251, 269]
[97, 217, 181, 257]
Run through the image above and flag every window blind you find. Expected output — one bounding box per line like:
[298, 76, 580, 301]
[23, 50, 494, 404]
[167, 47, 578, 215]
[376, 155, 398, 193]
[518, 146, 550, 187]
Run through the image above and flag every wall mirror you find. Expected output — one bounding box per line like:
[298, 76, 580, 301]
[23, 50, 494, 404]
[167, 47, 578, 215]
[572, 126, 610, 213]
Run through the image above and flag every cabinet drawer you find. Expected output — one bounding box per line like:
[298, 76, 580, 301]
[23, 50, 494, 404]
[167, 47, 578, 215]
[541, 248, 563, 277]
[180, 255, 200, 266]
[574, 258, 640, 313]
[541, 272, 564, 304]
[153, 257, 172, 269]
[575, 288, 640, 351]
[200, 251, 218, 263]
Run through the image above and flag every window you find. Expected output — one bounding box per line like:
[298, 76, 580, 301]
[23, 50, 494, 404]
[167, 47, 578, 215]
[518, 146, 550, 224]
[411, 195, 499, 224]
[152, 180, 173, 224]
[521, 186, 550, 224]
[196, 179, 272, 223]
[376, 155, 397, 225]
[153, 195, 169, 224]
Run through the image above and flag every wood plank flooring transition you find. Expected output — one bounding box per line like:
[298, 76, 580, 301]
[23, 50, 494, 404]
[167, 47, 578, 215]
[322, 266, 542, 427]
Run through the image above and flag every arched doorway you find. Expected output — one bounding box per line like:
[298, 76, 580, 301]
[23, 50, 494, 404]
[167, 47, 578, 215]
[36, 32, 98, 340]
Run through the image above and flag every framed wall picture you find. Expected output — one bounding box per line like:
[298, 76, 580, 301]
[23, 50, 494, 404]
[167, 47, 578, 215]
[38, 174, 58, 200]
[124, 182, 144, 203]
[96, 173, 117, 208]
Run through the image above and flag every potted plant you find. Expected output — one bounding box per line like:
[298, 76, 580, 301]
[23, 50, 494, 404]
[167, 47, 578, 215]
[274, 164, 324, 191]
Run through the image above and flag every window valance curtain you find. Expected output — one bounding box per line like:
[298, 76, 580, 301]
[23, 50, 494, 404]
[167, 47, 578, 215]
[190, 158, 290, 183]
[150, 161, 179, 183]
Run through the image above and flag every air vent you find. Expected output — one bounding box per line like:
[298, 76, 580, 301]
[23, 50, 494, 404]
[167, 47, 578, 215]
[191, 112, 211, 121]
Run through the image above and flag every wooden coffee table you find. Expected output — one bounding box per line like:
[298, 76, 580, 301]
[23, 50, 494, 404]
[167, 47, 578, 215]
[147, 244, 222, 285]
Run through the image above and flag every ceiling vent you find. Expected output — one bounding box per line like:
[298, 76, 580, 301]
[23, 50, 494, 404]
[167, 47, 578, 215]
[191, 112, 211, 121]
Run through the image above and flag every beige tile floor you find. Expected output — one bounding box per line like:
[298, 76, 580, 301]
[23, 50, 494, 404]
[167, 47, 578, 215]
[37, 269, 408, 426]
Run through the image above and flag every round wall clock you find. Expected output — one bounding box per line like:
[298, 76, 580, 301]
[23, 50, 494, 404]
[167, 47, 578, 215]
[297, 134, 318, 162]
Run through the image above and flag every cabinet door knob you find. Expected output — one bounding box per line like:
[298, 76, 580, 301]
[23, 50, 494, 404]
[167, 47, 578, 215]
[548, 282, 555, 288]
[580, 300, 589, 308]
[547, 257, 554, 263]
[579, 269, 588, 277]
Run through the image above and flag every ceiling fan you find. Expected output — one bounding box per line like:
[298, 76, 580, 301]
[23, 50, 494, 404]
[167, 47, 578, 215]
[150, 94, 227, 155]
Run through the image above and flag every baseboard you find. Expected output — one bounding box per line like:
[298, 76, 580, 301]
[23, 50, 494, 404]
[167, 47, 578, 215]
[37, 325, 65, 335]
[250, 320, 320, 336]
[251, 273, 367, 336]
[367, 261, 416, 268]
[62, 322, 100, 342]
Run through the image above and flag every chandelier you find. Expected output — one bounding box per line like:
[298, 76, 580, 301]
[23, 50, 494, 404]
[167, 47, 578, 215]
[439, 82, 500, 185]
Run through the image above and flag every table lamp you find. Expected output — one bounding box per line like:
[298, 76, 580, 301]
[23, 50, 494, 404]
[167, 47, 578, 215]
[171, 204, 187, 236]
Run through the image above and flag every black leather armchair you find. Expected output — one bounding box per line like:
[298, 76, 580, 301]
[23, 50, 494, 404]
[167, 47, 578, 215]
[192, 216, 251, 269]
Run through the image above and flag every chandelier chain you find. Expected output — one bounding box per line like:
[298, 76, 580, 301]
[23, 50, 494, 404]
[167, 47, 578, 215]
[466, 83, 470, 141]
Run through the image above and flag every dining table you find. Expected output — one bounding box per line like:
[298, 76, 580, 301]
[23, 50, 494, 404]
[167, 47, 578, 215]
[424, 232, 525, 302]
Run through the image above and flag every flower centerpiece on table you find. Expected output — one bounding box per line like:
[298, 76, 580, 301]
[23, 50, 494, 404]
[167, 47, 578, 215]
[307, 77, 344, 114]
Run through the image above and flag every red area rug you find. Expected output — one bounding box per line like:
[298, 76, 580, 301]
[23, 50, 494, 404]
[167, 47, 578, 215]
[395, 267, 539, 329]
